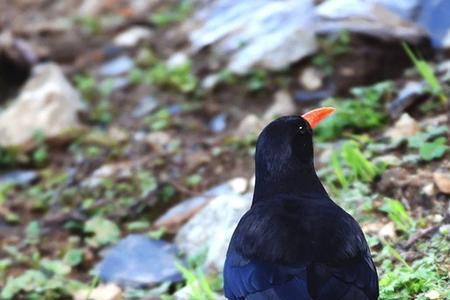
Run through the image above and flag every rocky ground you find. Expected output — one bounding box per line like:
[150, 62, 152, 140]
[0, 1, 449, 299]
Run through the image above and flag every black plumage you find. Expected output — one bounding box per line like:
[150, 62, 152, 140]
[223, 116, 378, 300]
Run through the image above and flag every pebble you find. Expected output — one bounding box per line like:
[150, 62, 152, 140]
[113, 26, 152, 48]
[99, 55, 135, 77]
[433, 170, 450, 194]
[97, 234, 182, 287]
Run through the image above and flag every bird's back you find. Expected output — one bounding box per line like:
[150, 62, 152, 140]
[223, 194, 378, 300]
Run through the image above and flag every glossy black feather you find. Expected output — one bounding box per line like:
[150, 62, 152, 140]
[223, 116, 379, 300]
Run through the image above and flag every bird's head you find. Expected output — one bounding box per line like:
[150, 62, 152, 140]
[254, 107, 335, 193]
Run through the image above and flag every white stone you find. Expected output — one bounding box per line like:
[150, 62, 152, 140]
[379, 222, 396, 239]
[113, 27, 152, 48]
[166, 52, 189, 70]
[73, 283, 122, 300]
[0, 63, 86, 147]
[384, 113, 420, 140]
[299, 67, 323, 90]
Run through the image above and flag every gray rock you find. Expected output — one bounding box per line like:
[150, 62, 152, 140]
[98, 55, 134, 77]
[155, 177, 248, 232]
[97, 234, 182, 287]
[175, 193, 252, 272]
[189, 0, 317, 74]
[132, 96, 158, 118]
[0, 170, 38, 186]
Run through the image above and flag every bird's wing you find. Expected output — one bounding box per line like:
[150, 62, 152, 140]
[307, 250, 379, 300]
[224, 249, 312, 300]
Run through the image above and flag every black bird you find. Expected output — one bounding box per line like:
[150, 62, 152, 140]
[223, 108, 379, 300]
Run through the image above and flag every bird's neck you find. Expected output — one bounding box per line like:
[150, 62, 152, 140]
[253, 163, 328, 202]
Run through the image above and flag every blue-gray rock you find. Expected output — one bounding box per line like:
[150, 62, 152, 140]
[0, 170, 38, 186]
[97, 234, 182, 287]
[209, 113, 227, 133]
[132, 96, 158, 118]
[99, 55, 134, 76]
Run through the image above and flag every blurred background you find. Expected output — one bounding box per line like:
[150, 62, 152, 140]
[0, 0, 449, 299]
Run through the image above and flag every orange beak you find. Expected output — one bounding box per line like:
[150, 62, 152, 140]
[302, 107, 335, 129]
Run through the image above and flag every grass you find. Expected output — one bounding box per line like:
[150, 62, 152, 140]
[402, 43, 447, 103]
[315, 81, 394, 140]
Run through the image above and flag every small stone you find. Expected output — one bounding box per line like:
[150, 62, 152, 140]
[299, 67, 323, 90]
[74, 284, 122, 300]
[108, 127, 128, 143]
[175, 193, 252, 271]
[144, 131, 171, 151]
[384, 113, 420, 140]
[82, 162, 134, 187]
[0, 63, 86, 147]
[113, 26, 152, 48]
[263, 90, 296, 120]
[0, 170, 38, 186]
[424, 290, 440, 300]
[98, 55, 134, 76]
[422, 183, 435, 196]
[97, 234, 182, 287]
[433, 171, 450, 194]
[201, 74, 221, 90]
[431, 214, 443, 223]
[373, 154, 401, 167]
[132, 96, 159, 118]
[234, 114, 263, 138]
[209, 113, 227, 133]
[166, 52, 189, 70]
[379, 222, 396, 239]
[229, 177, 248, 194]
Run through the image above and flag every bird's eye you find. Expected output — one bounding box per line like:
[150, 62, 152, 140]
[298, 125, 306, 134]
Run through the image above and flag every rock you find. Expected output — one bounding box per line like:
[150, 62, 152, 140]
[263, 90, 296, 120]
[98, 55, 134, 77]
[73, 283, 122, 300]
[155, 177, 248, 232]
[422, 183, 435, 197]
[201, 74, 221, 90]
[299, 67, 323, 90]
[143, 131, 171, 152]
[0, 63, 86, 147]
[379, 222, 396, 239]
[424, 290, 441, 300]
[113, 27, 152, 48]
[209, 113, 227, 133]
[294, 88, 335, 104]
[97, 234, 182, 287]
[82, 162, 134, 187]
[433, 171, 450, 194]
[189, 0, 317, 74]
[0, 170, 38, 186]
[175, 193, 252, 272]
[166, 52, 189, 70]
[132, 96, 159, 118]
[373, 154, 401, 166]
[234, 114, 264, 138]
[384, 113, 420, 140]
[388, 81, 425, 118]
